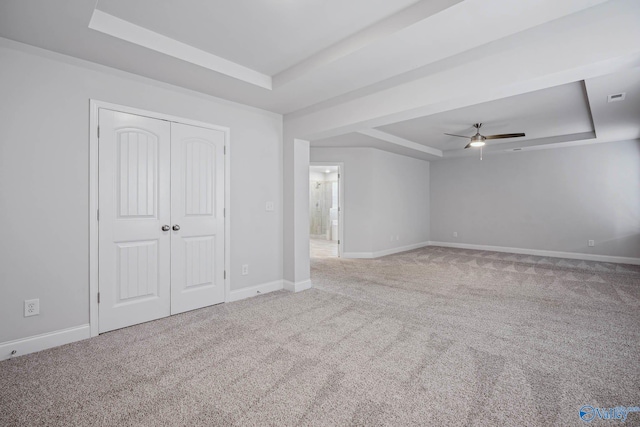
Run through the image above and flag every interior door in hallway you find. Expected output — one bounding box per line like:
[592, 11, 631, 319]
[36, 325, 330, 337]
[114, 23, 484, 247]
[98, 110, 171, 333]
[170, 122, 226, 314]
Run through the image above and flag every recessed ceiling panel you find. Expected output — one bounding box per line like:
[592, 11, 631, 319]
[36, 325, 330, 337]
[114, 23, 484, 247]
[377, 82, 594, 152]
[96, 0, 421, 75]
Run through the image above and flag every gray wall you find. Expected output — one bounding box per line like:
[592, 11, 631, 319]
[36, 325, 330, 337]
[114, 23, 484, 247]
[0, 41, 283, 343]
[430, 140, 640, 258]
[311, 147, 429, 256]
[310, 148, 374, 254]
[371, 149, 430, 253]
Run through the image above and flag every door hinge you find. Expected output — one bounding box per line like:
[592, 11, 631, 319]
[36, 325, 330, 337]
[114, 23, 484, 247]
[97, 292, 101, 304]
[97, 209, 99, 221]
[338, 173, 340, 179]
[224, 271, 226, 280]
[338, 240, 340, 245]
[223, 208, 225, 218]
[224, 146, 226, 155]
[97, 126, 100, 138]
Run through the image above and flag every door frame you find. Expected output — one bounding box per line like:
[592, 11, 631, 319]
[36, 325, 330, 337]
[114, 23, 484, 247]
[89, 100, 231, 337]
[309, 162, 344, 258]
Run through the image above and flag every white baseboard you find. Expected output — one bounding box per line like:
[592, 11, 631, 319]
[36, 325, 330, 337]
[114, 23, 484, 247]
[373, 241, 431, 258]
[0, 324, 91, 361]
[227, 280, 284, 302]
[341, 252, 373, 259]
[283, 279, 313, 293]
[343, 241, 430, 259]
[428, 241, 640, 265]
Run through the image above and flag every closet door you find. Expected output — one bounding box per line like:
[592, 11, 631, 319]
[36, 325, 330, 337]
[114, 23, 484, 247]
[170, 122, 225, 314]
[98, 110, 171, 333]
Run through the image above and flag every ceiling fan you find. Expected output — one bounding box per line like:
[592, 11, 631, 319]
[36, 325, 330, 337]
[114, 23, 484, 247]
[445, 123, 525, 149]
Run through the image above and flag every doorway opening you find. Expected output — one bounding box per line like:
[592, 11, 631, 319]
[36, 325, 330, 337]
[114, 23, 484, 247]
[309, 164, 343, 258]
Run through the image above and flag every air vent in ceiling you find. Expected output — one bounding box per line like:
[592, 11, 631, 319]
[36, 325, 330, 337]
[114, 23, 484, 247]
[607, 92, 626, 103]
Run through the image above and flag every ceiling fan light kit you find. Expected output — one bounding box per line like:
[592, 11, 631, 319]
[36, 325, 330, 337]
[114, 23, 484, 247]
[469, 133, 486, 147]
[445, 123, 525, 152]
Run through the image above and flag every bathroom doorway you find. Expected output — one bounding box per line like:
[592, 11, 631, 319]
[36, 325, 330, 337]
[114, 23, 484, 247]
[309, 164, 343, 258]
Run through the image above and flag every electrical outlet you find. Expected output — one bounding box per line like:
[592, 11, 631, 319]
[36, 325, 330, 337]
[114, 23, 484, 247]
[453, 232, 458, 238]
[588, 240, 595, 247]
[24, 299, 39, 317]
[265, 201, 274, 212]
[242, 264, 249, 275]
[396, 235, 400, 241]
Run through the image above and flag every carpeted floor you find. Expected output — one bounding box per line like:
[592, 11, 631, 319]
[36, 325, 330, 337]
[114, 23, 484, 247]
[1, 246, 639, 426]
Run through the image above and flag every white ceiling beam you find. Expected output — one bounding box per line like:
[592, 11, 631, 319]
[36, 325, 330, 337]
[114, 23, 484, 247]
[285, 0, 640, 140]
[358, 129, 443, 157]
[276, 0, 609, 113]
[273, 0, 463, 88]
[88, 9, 272, 90]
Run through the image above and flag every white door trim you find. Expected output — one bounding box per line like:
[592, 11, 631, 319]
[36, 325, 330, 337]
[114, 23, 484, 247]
[89, 99, 231, 337]
[309, 162, 344, 258]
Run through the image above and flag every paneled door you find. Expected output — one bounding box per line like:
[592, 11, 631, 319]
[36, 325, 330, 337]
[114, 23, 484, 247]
[170, 123, 225, 314]
[98, 110, 171, 333]
[98, 110, 226, 333]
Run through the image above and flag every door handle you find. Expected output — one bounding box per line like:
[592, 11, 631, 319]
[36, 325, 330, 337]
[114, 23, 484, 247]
[172, 224, 181, 231]
[161, 225, 170, 231]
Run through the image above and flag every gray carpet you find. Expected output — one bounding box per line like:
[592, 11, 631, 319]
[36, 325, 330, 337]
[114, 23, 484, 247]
[1, 246, 639, 426]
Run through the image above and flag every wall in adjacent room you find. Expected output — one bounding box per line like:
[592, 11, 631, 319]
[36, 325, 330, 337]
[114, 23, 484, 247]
[430, 140, 640, 260]
[0, 40, 283, 344]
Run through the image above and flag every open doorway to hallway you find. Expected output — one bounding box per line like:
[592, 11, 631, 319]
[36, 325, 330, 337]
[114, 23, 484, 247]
[309, 164, 342, 258]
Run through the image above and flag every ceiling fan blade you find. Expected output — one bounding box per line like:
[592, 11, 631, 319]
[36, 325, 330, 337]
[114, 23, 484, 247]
[484, 133, 525, 140]
[444, 133, 470, 139]
[464, 142, 472, 149]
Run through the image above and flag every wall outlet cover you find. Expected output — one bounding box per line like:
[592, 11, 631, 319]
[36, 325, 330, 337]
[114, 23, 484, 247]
[24, 299, 39, 317]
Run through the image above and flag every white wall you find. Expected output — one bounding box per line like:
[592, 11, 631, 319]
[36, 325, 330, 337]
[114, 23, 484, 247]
[371, 149, 430, 254]
[310, 148, 374, 254]
[310, 147, 429, 256]
[430, 140, 640, 259]
[309, 171, 325, 181]
[0, 40, 283, 343]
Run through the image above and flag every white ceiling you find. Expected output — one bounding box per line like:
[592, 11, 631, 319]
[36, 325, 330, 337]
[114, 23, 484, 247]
[309, 166, 338, 174]
[377, 82, 595, 151]
[0, 0, 638, 160]
[315, 70, 639, 160]
[96, 0, 421, 76]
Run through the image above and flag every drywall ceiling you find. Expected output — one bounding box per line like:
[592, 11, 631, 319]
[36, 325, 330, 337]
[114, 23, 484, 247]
[0, 0, 612, 112]
[0, 0, 638, 160]
[378, 82, 593, 150]
[96, 0, 421, 76]
[313, 68, 640, 160]
[585, 68, 640, 143]
[309, 166, 339, 174]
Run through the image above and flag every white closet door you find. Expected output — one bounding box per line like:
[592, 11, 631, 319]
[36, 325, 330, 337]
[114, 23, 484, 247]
[98, 110, 171, 333]
[170, 122, 225, 314]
